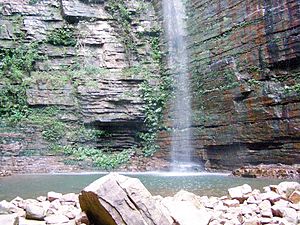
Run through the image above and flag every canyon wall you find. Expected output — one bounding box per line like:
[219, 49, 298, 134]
[0, 0, 159, 162]
[185, 0, 300, 169]
[1, 0, 299, 171]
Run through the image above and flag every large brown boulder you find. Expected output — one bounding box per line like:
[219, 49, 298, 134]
[79, 173, 172, 225]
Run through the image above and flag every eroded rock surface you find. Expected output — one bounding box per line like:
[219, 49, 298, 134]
[0, 0, 159, 172]
[157, 0, 300, 170]
[233, 164, 300, 179]
[79, 173, 172, 225]
[1, 0, 300, 173]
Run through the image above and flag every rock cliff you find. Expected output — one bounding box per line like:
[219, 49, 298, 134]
[158, 0, 300, 170]
[1, 0, 299, 171]
[188, 0, 300, 169]
[0, 0, 160, 170]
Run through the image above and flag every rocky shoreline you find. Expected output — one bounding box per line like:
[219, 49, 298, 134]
[1, 155, 299, 180]
[0, 155, 171, 178]
[233, 164, 300, 180]
[1, 173, 299, 225]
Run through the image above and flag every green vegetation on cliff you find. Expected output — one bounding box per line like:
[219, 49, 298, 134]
[47, 26, 77, 47]
[0, 42, 39, 123]
[126, 24, 170, 157]
[105, 0, 170, 157]
[0, 0, 170, 171]
[63, 146, 134, 170]
[106, 0, 137, 64]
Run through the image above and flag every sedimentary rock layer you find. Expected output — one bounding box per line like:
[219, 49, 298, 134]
[158, 0, 300, 170]
[0, 0, 157, 161]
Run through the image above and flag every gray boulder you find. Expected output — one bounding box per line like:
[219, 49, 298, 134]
[44, 214, 69, 224]
[25, 204, 45, 220]
[161, 196, 211, 225]
[228, 184, 252, 203]
[277, 182, 300, 198]
[47, 192, 63, 202]
[0, 200, 19, 215]
[79, 173, 172, 225]
[0, 213, 19, 225]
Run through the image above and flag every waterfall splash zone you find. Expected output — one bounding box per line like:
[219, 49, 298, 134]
[163, 0, 197, 170]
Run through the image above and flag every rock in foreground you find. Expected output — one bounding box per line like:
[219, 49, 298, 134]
[79, 173, 172, 225]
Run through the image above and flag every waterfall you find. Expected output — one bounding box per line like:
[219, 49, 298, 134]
[162, 0, 195, 170]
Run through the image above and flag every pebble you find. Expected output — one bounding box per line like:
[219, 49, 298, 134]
[47, 192, 63, 202]
[44, 214, 69, 224]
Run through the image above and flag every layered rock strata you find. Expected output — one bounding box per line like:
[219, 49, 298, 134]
[1, 0, 300, 171]
[158, 0, 300, 170]
[0, 0, 159, 169]
[189, 0, 300, 169]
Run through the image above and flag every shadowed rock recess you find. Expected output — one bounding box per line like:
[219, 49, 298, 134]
[0, 0, 300, 172]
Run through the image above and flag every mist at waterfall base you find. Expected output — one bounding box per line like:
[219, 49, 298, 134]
[163, 0, 199, 171]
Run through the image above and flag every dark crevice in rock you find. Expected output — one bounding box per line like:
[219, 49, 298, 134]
[88, 121, 144, 150]
[233, 91, 252, 102]
[63, 16, 81, 24]
[79, 0, 106, 4]
[269, 57, 300, 70]
[246, 142, 283, 150]
[205, 141, 299, 170]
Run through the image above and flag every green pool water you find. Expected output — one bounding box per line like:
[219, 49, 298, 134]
[0, 172, 289, 201]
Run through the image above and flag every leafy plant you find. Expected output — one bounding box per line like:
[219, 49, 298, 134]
[22, 107, 67, 142]
[122, 65, 145, 78]
[29, 0, 39, 5]
[106, 0, 137, 64]
[25, 71, 71, 88]
[0, 42, 39, 81]
[93, 149, 132, 170]
[62, 145, 134, 170]
[42, 122, 65, 142]
[0, 42, 39, 123]
[284, 83, 300, 95]
[20, 149, 40, 157]
[67, 126, 109, 142]
[70, 65, 109, 80]
[148, 27, 163, 62]
[150, 36, 162, 62]
[47, 26, 77, 47]
[247, 78, 260, 86]
[138, 66, 171, 156]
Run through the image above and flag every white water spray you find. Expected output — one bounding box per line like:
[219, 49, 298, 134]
[162, 0, 195, 170]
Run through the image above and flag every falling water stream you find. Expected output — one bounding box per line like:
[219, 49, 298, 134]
[163, 0, 196, 170]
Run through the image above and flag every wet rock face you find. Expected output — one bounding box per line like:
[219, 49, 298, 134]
[160, 0, 300, 170]
[0, 0, 158, 163]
